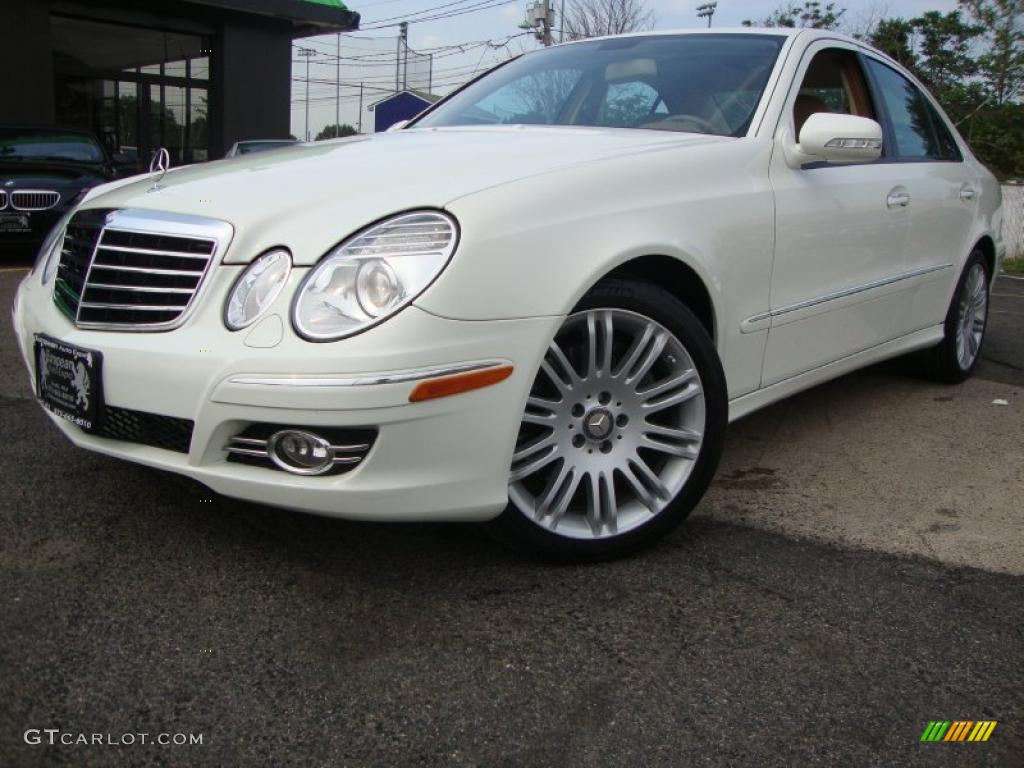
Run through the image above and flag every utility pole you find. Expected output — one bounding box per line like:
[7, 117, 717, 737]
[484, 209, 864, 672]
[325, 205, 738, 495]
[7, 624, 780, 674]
[335, 33, 341, 131]
[358, 82, 364, 134]
[396, 22, 408, 93]
[559, 0, 565, 42]
[696, 2, 717, 28]
[297, 47, 316, 141]
[520, 0, 554, 47]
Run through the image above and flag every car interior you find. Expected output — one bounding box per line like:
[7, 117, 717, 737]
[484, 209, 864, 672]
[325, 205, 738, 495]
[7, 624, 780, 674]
[428, 36, 786, 138]
[793, 49, 877, 137]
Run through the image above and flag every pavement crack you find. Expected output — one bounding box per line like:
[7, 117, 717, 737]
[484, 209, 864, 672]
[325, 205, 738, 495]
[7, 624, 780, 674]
[983, 355, 1024, 372]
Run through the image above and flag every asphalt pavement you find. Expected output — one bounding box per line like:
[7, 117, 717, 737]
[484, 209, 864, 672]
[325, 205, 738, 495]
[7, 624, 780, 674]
[1, 264, 1021, 767]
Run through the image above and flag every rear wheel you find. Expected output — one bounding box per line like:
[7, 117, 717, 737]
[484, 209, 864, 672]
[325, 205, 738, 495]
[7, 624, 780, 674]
[493, 279, 727, 561]
[920, 250, 990, 383]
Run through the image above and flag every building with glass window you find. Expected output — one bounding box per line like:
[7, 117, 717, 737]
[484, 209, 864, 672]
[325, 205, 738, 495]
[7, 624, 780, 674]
[0, 0, 358, 169]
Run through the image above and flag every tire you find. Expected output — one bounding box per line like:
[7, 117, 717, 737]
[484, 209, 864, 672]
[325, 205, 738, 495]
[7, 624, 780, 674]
[919, 250, 990, 383]
[492, 278, 727, 562]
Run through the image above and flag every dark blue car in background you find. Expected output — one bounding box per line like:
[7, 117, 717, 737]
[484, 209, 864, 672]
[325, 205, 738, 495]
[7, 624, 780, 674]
[0, 126, 120, 254]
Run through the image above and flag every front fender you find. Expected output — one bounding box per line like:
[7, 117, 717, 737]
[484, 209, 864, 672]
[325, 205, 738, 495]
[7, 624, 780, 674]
[416, 138, 777, 399]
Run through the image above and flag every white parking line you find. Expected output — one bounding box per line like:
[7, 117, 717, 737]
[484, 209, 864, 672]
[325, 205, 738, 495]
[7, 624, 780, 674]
[0, 267, 29, 274]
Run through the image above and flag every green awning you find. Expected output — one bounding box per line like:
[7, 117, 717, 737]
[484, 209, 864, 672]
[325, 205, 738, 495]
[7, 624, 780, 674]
[305, 0, 348, 8]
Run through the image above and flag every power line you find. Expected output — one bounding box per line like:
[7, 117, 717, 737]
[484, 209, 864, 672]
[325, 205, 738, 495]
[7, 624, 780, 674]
[360, 0, 509, 26]
[361, 0, 516, 29]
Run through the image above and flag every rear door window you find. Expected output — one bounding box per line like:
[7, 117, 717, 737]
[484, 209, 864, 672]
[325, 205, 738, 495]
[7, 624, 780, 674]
[865, 59, 958, 161]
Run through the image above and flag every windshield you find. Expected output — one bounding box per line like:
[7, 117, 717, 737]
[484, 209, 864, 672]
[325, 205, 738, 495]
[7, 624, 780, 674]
[414, 34, 785, 137]
[0, 129, 105, 163]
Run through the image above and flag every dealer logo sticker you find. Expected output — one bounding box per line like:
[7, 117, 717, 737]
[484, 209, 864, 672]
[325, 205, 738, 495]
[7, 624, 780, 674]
[72, 361, 90, 409]
[920, 720, 997, 742]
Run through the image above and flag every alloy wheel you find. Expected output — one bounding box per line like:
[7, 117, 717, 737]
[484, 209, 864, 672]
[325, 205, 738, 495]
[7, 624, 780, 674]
[509, 308, 706, 540]
[955, 263, 987, 371]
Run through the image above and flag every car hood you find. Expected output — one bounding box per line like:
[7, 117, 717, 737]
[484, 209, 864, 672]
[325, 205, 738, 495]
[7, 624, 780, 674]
[1, 161, 109, 189]
[79, 127, 729, 265]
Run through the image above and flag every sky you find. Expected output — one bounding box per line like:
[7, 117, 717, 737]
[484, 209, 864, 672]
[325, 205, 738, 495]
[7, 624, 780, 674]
[289, 0, 959, 138]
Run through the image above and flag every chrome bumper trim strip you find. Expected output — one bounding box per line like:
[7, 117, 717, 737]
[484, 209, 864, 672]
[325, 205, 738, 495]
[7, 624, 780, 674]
[226, 360, 509, 389]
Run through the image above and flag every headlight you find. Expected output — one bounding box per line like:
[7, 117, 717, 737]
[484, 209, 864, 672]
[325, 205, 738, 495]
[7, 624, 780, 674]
[224, 249, 292, 330]
[292, 210, 458, 341]
[36, 209, 75, 285]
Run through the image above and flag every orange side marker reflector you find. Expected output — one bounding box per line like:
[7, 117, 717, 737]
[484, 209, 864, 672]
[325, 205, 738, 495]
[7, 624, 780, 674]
[409, 365, 514, 402]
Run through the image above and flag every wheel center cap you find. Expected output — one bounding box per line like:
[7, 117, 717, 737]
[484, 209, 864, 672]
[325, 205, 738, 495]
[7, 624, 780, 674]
[583, 408, 613, 440]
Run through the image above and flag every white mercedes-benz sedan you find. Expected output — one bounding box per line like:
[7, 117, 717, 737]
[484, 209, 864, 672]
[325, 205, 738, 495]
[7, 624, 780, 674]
[12, 29, 1005, 559]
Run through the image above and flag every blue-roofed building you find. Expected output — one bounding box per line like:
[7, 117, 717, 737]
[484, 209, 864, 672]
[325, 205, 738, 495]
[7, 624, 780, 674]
[369, 90, 440, 133]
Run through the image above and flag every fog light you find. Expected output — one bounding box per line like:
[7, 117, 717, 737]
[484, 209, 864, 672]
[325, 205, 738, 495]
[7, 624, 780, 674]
[267, 429, 334, 475]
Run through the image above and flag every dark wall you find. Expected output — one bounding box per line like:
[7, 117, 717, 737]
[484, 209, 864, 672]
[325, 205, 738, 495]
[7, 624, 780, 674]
[374, 93, 433, 133]
[0, 0, 55, 125]
[210, 19, 293, 158]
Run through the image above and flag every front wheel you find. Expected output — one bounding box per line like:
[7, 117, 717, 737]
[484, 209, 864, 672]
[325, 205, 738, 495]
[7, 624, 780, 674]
[493, 279, 727, 561]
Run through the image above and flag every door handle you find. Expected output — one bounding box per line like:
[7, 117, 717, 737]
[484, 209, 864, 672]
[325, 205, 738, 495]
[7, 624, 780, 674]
[886, 189, 911, 209]
[959, 185, 977, 201]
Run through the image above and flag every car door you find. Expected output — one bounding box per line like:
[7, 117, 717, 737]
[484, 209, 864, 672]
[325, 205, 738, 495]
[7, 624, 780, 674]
[861, 55, 978, 335]
[762, 42, 911, 386]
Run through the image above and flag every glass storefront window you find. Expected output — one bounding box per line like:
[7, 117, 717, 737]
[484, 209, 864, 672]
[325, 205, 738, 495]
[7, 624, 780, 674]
[51, 14, 211, 171]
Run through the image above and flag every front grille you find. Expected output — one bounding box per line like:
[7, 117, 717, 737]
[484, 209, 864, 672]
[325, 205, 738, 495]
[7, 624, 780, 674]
[53, 208, 229, 330]
[90, 406, 194, 454]
[12, 190, 60, 211]
[225, 424, 377, 476]
[54, 209, 105, 321]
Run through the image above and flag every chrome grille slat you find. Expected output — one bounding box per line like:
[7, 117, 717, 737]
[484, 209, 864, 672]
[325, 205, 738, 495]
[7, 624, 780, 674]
[86, 283, 195, 294]
[11, 190, 60, 211]
[78, 302, 191, 311]
[96, 244, 213, 259]
[52, 209, 232, 331]
[89, 263, 206, 276]
[0, 190, 6, 210]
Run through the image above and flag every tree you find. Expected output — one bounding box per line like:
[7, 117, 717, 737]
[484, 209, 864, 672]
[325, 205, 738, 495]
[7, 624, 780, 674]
[868, 17, 918, 68]
[844, 0, 893, 40]
[743, 1, 845, 29]
[316, 123, 358, 140]
[864, 5, 1021, 177]
[912, 11, 984, 98]
[562, 0, 654, 40]
[961, 0, 1024, 104]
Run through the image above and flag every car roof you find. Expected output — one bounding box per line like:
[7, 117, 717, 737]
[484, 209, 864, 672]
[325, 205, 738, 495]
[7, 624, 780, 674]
[551, 26, 865, 48]
[0, 124, 103, 138]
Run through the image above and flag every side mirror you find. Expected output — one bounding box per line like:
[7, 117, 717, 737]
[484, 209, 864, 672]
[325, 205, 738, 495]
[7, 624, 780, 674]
[784, 113, 883, 168]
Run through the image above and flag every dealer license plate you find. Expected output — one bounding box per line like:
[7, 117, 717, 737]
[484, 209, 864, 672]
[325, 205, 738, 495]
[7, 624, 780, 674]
[34, 335, 104, 430]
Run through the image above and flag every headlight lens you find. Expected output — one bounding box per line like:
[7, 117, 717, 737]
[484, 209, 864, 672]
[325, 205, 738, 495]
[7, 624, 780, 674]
[36, 210, 74, 285]
[292, 211, 458, 341]
[224, 249, 292, 330]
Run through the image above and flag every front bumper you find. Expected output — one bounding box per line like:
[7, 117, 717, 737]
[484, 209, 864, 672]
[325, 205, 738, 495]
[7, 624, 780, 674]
[12, 267, 560, 521]
[0, 205, 63, 248]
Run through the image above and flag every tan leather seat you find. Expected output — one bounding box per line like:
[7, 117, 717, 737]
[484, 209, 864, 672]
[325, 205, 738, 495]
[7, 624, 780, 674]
[794, 94, 830, 138]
